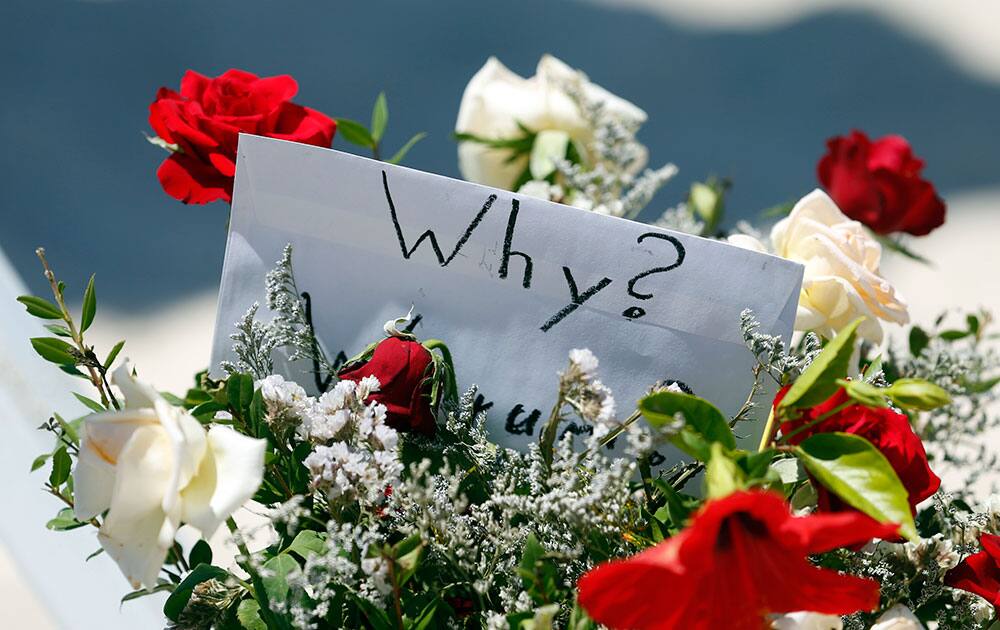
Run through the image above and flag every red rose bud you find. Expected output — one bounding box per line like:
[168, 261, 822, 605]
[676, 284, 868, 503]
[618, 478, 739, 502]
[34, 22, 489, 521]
[774, 386, 940, 516]
[817, 130, 946, 236]
[149, 69, 336, 204]
[338, 336, 438, 435]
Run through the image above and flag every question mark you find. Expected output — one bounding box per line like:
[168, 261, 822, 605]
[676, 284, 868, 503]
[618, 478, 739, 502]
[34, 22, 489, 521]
[622, 232, 686, 320]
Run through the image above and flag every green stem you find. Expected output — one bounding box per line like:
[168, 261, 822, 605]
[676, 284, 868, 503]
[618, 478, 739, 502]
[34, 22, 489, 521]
[539, 395, 566, 471]
[227, 518, 280, 629]
[35, 248, 120, 410]
[423, 339, 459, 403]
[777, 401, 852, 445]
[757, 406, 777, 452]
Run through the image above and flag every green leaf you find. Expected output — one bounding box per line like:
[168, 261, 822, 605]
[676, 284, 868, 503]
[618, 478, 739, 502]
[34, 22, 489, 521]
[17, 295, 63, 320]
[30, 452, 51, 472]
[393, 533, 424, 586]
[188, 539, 213, 568]
[529, 129, 570, 180]
[887, 378, 951, 410]
[30, 337, 77, 365]
[519, 533, 543, 582]
[46, 507, 87, 531]
[410, 598, 441, 630]
[779, 318, 862, 410]
[387, 131, 427, 165]
[163, 564, 228, 621]
[284, 530, 326, 560]
[837, 379, 888, 408]
[227, 374, 254, 413]
[52, 412, 80, 444]
[688, 181, 725, 231]
[705, 443, 743, 499]
[49, 446, 71, 486]
[104, 340, 125, 368]
[967, 314, 981, 335]
[261, 554, 298, 605]
[939, 329, 970, 341]
[44, 323, 72, 337]
[794, 432, 916, 541]
[74, 392, 105, 413]
[237, 599, 267, 630]
[335, 118, 374, 148]
[639, 390, 735, 460]
[908, 327, 930, 357]
[81, 274, 96, 332]
[121, 582, 173, 604]
[86, 547, 104, 562]
[349, 593, 394, 630]
[651, 478, 698, 531]
[962, 375, 1000, 395]
[370, 92, 388, 143]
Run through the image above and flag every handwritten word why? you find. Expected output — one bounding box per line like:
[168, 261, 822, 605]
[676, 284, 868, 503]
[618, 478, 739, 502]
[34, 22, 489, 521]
[382, 171, 686, 331]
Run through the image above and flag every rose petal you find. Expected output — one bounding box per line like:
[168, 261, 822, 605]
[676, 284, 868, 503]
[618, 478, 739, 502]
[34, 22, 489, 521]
[98, 424, 177, 589]
[179, 426, 266, 538]
[156, 152, 233, 204]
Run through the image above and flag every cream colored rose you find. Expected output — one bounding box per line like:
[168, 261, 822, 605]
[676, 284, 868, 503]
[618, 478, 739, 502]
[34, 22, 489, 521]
[871, 604, 924, 629]
[770, 189, 909, 343]
[771, 611, 843, 629]
[73, 364, 266, 589]
[455, 54, 646, 189]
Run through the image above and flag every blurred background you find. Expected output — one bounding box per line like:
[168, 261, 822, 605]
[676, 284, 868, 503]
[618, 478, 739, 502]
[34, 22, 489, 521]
[1, 0, 998, 627]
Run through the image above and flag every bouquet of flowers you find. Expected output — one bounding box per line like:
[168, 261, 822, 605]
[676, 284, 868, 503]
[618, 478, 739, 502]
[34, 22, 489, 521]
[18, 57, 1000, 629]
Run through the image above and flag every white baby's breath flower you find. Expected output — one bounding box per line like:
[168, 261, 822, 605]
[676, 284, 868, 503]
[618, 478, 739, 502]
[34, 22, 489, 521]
[258, 374, 307, 409]
[568, 348, 599, 377]
[904, 534, 960, 571]
[301, 375, 400, 505]
[74, 364, 266, 589]
[517, 179, 563, 202]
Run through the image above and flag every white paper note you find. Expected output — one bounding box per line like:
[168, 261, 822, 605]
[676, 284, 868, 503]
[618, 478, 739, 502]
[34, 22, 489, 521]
[211, 134, 802, 459]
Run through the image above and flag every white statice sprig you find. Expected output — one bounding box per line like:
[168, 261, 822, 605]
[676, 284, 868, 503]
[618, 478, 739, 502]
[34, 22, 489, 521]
[300, 378, 402, 507]
[552, 73, 678, 220]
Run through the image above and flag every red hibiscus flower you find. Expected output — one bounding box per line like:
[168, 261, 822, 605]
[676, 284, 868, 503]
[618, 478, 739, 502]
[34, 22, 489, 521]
[577, 490, 897, 630]
[775, 386, 940, 516]
[946, 533, 1000, 607]
[338, 336, 437, 435]
[149, 69, 336, 204]
[817, 130, 946, 236]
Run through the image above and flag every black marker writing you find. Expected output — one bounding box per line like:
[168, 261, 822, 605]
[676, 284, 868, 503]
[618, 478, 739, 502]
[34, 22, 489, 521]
[498, 199, 533, 288]
[622, 232, 686, 320]
[383, 170, 496, 266]
[540, 267, 613, 332]
[505, 404, 541, 435]
[472, 394, 494, 417]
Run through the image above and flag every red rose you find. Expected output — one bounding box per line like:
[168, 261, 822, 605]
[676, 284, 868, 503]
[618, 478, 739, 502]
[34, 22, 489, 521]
[338, 336, 437, 435]
[577, 490, 897, 629]
[946, 533, 1000, 607]
[817, 130, 946, 235]
[775, 386, 940, 515]
[149, 69, 336, 204]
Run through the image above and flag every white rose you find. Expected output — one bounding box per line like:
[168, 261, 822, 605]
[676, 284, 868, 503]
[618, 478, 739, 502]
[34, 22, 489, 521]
[770, 611, 843, 629]
[455, 54, 646, 189]
[734, 189, 908, 343]
[871, 604, 925, 629]
[73, 364, 266, 589]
